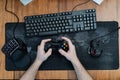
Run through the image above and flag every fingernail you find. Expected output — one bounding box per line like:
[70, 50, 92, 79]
[50, 48, 52, 51]
[49, 39, 51, 40]
[59, 49, 62, 52]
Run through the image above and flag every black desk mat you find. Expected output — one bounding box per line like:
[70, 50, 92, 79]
[5, 21, 119, 70]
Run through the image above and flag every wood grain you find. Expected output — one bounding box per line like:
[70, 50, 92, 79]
[0, 0, 120, 79]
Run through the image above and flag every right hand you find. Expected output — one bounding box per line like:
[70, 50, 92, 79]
[59, 37, 79, 63]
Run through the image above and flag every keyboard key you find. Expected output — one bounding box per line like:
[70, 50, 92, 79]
[38, 31, 58, 36]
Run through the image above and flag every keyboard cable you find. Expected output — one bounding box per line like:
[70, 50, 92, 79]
[71, 0, 91, 12]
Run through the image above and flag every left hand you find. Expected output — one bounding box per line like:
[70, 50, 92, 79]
[36, 39, 52, 63]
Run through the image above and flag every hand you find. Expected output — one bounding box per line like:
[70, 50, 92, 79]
[36, 39, 52, 63]
[59, 37, 79, 63]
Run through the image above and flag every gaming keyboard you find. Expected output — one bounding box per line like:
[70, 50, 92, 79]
[24, 9, 97, 37]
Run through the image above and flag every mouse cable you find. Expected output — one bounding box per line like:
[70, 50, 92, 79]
[5, 0, 19, 38]
[71, 0, 91, 12]
[90, 26, 120, 43]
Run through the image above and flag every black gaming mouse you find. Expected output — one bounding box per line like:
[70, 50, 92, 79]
[88, 40, 103, 57]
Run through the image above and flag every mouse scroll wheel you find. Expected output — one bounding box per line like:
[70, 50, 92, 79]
[91, 48, 96, 55]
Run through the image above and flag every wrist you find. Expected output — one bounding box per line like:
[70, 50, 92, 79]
[34, 58, 43, 66]
[71, 58, 80, 65]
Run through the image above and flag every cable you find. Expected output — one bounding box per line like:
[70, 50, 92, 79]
[90, 26, 120, 43]
[71, 0, 91, 12]
[5, 0, 19, 38]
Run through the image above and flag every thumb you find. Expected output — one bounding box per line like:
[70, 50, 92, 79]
[59, 49, 67, 57]
[45, 48, 52, 58]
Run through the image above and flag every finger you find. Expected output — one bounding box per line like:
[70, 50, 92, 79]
[59, 49, 67, 57]
[40, 39, 51, 49]
[61, 37, 73, 48]
[45, 48, 52, 58]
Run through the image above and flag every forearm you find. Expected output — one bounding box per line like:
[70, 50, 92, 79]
[20, 59, 42, 80]
[71, 58, 93, 80]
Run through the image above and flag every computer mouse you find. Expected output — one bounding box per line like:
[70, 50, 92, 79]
[88, 40, 103, 57]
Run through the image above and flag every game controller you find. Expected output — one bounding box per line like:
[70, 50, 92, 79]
[44, 39, 69, 54]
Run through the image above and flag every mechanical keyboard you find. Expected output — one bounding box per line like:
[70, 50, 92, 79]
[24, 9, 97, 37]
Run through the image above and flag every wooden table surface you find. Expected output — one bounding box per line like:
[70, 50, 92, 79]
[0, 0, 120, 80]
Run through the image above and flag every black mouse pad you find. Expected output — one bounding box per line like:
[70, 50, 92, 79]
[4, 21, 119, 70]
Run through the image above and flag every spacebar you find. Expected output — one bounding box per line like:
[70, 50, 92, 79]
[39, 31, 58, 36]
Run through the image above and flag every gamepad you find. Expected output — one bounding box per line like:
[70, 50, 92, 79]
[44, 39, 69, 53]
